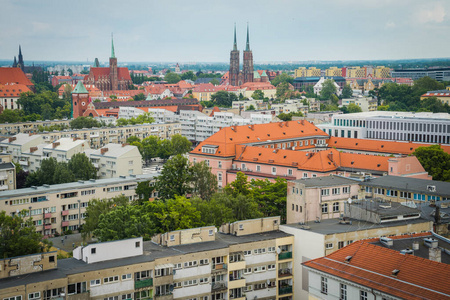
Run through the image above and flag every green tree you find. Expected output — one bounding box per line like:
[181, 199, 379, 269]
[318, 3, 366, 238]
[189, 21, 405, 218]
[413, 145, 450, 182]
[341, 84, 353, 98]
[63, 84, 73, 100]
[0, 211, 43, 257]
[141, 136, 160, 162]
[412, 76, 445, 97]
[68, 153, 97, 180]
[82, 195, 129, 239]
[277, 113, 292, 121]
[191, 195, 234, 227]
[181, 71, 197, 81]
[126, 136, 141, 144]
[157, 139, 174, 160]
[164, 72, 181, 84]
[133, 93, 146, 101]
[347, 103, 363, 113]
[276, 82, 290, 100]
[250, 178, 287, 223]
[171, 134, 192, 155]
[210, 78, 220, 86]
[135, 181, 155, 203]
[70, 116, 102, 129]
[155, 155, 192, 200]
[191, 161, 218, 201]
[247, 104, 256, 110]
[271, 73, 293, 86]
[320, 79, 338, 100]
[52, 162, 75, 184]
[224, 172, 250, 197]
[252, 90, 264, 100]
[211, 91, 237, 107]
[0, 109, 26, 123]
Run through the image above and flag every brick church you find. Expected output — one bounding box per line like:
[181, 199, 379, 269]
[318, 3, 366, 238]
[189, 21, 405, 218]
[229, 24, 254, 86]
[84, 36, 132, 91]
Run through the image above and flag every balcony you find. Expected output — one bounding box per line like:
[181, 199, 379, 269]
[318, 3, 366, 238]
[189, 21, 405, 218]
[44, 224, 52, 230]
[62, 221, 69, 227]
[0, 185, 8, 191]
[278, 252, 292, 260]
[211, 282, 227, 291]
[228, 260, 246, 271]
[135, 278, 153, 289]
[278, 268, 292, 277]
[279, 285, 293, 295]
[61, 210, 69, 216]
[212, 263, 227, 271]
[44, 212, 52, 218]
[228, 278, 246, 290]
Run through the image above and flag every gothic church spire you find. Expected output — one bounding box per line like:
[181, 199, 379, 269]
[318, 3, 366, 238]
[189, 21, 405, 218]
[111, 33, 115, 58]
[245, 23, 250, 51]
[233, 23, 237, 51]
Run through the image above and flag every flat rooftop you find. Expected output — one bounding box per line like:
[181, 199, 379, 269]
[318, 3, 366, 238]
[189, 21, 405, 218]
[349, 200, 420, 217]
[291, 175, 359, 187]
[0, 230, 292, 289]
[371, 234, 450, 264]
[282, 217, 430, 236]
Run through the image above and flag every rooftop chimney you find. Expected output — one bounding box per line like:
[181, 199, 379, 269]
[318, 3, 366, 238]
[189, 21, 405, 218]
[101, 148, 108, 155]
[29, 146, 38, 153]
[52, 142, 60, 148]
[8, 137, 16, 143]
[429, 248, 441, 263]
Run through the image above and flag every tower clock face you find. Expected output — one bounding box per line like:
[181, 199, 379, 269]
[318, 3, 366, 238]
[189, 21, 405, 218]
[81, 102, 86, 106]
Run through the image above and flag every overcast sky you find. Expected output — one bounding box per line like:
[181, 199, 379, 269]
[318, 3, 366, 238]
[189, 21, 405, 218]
[1, 0, 449, 63]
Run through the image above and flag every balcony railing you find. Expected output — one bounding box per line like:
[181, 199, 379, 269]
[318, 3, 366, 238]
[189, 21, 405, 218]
[212, 263, 227, 270]
[61, 221, 69, 227]
[135, 278, 153, 289]
[211, 281, 227, 291]
[278, 268, 292, 277]
[44, 212, 52, 218]
[44, 224, 52, 230]
[61, 210, 69, 216]
[279, 286, 293, 295]
[278, 252, 292, 260]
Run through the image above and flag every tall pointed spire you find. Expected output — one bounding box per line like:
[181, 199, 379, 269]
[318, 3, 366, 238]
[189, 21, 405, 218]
[19, 45, 22, 56]
[233, 23, 237, 51]
[245, 23, 250, 51]
[111, 33, 115, 58]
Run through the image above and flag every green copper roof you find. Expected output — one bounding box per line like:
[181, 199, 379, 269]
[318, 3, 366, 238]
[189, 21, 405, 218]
[72, 81, 88, 94]
[253, 71, 261, 79]
[261, 70, 267, 77]
[111, 33, 115, 58]
[245, 23, 250, 51]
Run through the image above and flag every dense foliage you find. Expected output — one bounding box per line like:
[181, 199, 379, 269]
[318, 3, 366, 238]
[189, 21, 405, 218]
[413, 145, 450, 182]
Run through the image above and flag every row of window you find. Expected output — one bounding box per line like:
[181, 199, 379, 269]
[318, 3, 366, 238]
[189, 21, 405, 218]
[90, 273, 132, 287]
[321, 187, 349, 196]
[321, 202, 341, 214]
[368, 187, 446, 202]
[321, 276, 372, 300]
[243, 246, 276, 256]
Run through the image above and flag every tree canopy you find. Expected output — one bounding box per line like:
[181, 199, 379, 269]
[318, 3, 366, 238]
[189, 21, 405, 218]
[341, 84, 353, 98]
[211, 91, 238, 107]
[320, 79, 338, 100]
[70, 116, 103, 129]
[413, 145, 450, 182]
[164, 72, 181, 84]
[271, 73, 293, 86]
[347, 103, 363, 113]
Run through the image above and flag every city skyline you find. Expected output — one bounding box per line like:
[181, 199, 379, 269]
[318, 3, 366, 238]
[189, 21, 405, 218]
[1, 0, 449, 63]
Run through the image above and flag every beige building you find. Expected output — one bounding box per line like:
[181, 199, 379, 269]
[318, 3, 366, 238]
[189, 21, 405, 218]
[295, 67, 321, 78]
[346, 66, 366, 78]
[341, 97, 378, 112]
[0, 174, 156, 236]
[0, 217, 295, 300]
[0, 154, 16, 191]
[0, 133, 43, 161]
[373, 66, 391, 78]
[89, 143, 143, 178]
[324, 67, 342, 77]
[0, 119, 71, 135]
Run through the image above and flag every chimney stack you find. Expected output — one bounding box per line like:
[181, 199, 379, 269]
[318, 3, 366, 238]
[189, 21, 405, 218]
[429, 248, 441, 263]
[101, 148, 108, 155]
[8, 137, 16, 143]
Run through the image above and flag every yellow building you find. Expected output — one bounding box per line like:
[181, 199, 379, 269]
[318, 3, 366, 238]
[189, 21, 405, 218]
[325, 67, 342, 77]
[374, 66, 391, 78]
[420, 90, 450, 105]
[347, 66, 366, 78]
[295, 67, 321, 77]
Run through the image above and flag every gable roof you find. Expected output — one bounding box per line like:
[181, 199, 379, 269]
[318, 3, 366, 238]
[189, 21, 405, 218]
[0, 68, 33, 86]
[0, 84, 31, 97]
[303, 241, 450, 300]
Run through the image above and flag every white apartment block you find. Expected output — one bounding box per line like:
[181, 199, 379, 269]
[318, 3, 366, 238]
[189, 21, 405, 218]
[90, 143, 142, 179]
[0, 154, 16, 191]
[180, 110, 272, 143]
[147, 108, 179, 123]
[42, 138, 90, 162]
[272, 99, 309, 116]
[341, 97, 377, 112]
[118, 107, 145, 119]
[232, 99, 266, 111]
[0, 174, 156, 236]
[317, 111, 450, 144]
[314, 77, 341, 96]
[0, 133, 44, 161]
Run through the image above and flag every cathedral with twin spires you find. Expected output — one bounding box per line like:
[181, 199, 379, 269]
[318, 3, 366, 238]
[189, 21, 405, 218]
[229, 24, 254, 86]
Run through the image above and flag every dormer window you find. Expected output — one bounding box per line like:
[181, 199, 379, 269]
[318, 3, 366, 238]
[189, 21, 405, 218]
[202, 145, 218, 154]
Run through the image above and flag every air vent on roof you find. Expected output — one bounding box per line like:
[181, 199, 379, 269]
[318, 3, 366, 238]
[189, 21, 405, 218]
[334, 141, 337, 144]
[392, 269, 400, 276]
[380, 237, 393, 247]
[377, 164, 381, 167]
[283, 132, 286, 135]
[253, 158, 258, 161]
[400, 249, 414, 255]
[78, 180, 84, 184]
[43, 184, 50, 188]
[427, 185, 436, 192]
[269, 159, 274, 163]
[356, 143, 358, 146]
[89, 179, 96, 182]
[381, 145, 384, 148]
[424, 238, 438, 248]
[283, 156, 287, 159]
[345, 256, 352, 263]
[267, 134, 270, 137]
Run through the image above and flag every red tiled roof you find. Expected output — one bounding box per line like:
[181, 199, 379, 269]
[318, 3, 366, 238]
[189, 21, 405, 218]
[192, 121, 328, 157]
[303, 241, 450, 300]
[89, 67, 132, 81]
[422, 92, 450, 97]
[240, 81, 275, 91]
[0, 68, 34, 86]
[193, 83, 221, 93]
[209, 106, 221, 117]
[0, 83, 31, 97]
[328, 137, 450, 155]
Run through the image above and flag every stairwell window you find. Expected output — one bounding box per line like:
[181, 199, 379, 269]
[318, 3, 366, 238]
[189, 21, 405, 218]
[360, 291, 368, 300]
[320, 277, 328, 294]
[340, 284, 347, 300]
[322, 203, 328, 213]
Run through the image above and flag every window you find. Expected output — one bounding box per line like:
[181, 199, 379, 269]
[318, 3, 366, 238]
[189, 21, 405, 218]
[244, 250, 252, 256]
[174, 263, 182, 269]
[325, 243, 333, 249]
[170, 235, 175, 241]
[135, 241, 140, 248]
[4, 297, 22, 300]
[253, 265, 266, 272]
[272, 167, 276, 174]
[67, 282, 87, 295]
[303, 172, 308, 178]
[28, 293, 40, 300]
[268, 246, 276, 252]
[104, 276, 119, 283]
[184, 260, 198, 268]
[122, 273, 132, 280]
[333, 202, 339, 212]
[321, 189, 330, 196]
[267, 264, 276, 270]
[244, 267, 252, 274]
[322, 203, 328, 213]
[256, 165, 261, 172]
[218, 161, 222, 168]
[200, 258, 209, 265]
[91, 248, 96, 254]
[321, 277, 328, 294]
[338, 241, 345, 249]
[332, 188, 340, 195]
[360, 290, 368, 300]
[90, 279, 101, 286]
[340, 284, 347, 300]
[343, 187, 349, 194]
[288, 169, 293, 175]
[218, 172, 222, 182]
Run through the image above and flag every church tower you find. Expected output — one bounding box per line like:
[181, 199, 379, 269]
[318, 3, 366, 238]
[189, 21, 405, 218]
[12, 56, 17, 68]
[242, 24, 254, 84]
[17, 45, 24, 72]
[72, 81, 90, 118]
[229, 24, 240, 86]
[109, 34, 118, 90]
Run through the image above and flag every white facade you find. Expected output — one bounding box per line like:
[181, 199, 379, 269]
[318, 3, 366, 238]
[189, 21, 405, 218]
[341, 97, 377, 112]
[118, 107, 145, 119]
[73, 237, 143, 264]
[272, 99, 309, 115]
[145, 88, 173, 100]
[147, 108, 179, 123]
[317, 111, 450, 143]
[232, 99, 265, 111]
[314, 77, 341, 96]
[180, 110, 272, 142]
[42, 138, 90, 162]
[0, 133, 44, 161]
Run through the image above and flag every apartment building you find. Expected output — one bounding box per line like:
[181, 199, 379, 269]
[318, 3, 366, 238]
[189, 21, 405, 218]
[303, 234, 450, 300]
[37, 122, 182, 149]
[391, 67, 450, 81]
[117, 107, 146, 119]
[360, 175, 450, 204]
[286, 176, 360, 224]
[281, 210, 433, 299]
[90, 143, 142, 178]
[271, 99, 309, 116]
[0, 174, 156, 236]
[232, 99, 267, 111]
[147, 108, 179, 123]
[0, 119, 71, 135]
[340, 97, 377, 112]
[325, 67, 342, 77]
[295, 67, 321, 78]
[180, 110, 272, 143]
[0, 217, 295, 300]
[316, 111, 450, 144]
[346, 66, 366, 78]
[0, 153, 16, 191]
[0, 133, 44, 161]
[373, 65, 391, 78]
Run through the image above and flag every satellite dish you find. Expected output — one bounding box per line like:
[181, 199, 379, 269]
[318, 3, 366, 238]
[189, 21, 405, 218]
[169, 284, 174, 292]
[347, 198, 352, 204]
[276, 247, 281, 254]
[267, 279, 271, 285]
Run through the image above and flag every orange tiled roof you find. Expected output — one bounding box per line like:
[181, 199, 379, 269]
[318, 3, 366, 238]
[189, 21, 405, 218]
[0, 68, 34, 86]
[209, 106, 221, 117]
[328, 137, 450, 155]
[0, 83, 31, 97]
[89, 67, 131, 81]
[303, 241, 450, 300]
[177, 80, 195, 89]
[192, 121, 328, 157]
[193, 83, 221, 93]
[240, 81, 275, 91]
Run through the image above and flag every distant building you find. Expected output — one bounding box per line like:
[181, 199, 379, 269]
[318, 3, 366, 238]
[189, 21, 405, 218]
[313, 77, 341, 96]
[0, 154, 16, 191]
[295, 67, 321, 78]
[0, 67, 34, 91]
[341, 97, 377, 112]
[84, 35, 132, 91]
[391, 67, 450, 81]
[420, 89, 450, 105]
[373, 65, 391, 78]
[89, 143, 142, 178]
[229, 24, 254, 86]
[293, 76, 346, 90]
[325, 67, 343, 77]
[0, 83, 31, 110]
[346, 66, 366, 78]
